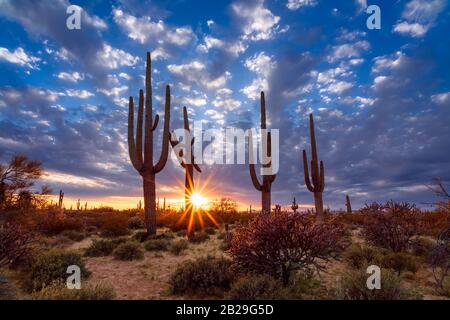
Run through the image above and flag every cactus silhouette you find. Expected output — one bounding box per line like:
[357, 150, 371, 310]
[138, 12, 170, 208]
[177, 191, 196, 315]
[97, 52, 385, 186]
[249, 91, 276, 214]
[291, 197, 299, 213]
[170, 106, 201, 230]
[128, 52, 171, 236]
[345, 194, 352, 214]
[58, 189, 64, 208]
[302, 114, 325, 221]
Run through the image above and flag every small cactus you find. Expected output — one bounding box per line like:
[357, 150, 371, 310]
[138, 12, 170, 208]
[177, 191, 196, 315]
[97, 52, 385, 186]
[291, 197, 299, 213]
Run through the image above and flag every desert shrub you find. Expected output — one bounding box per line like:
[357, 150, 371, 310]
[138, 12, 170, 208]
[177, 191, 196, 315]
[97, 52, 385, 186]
[60, 230, 86, 242]
[381, 252, 419, 275]
[188, 231, 210, 243]
[361, 201, 422, 252]
[0, 271, 16, 299]
[419, 211, 450, 237]
[411, 237, 435, 257]
[25, 250, 90, 292]
[100, 214, 130, 237]
[229, 212, 348, 285]
[335, 268, 419, 300]
[0, 223, 33, 267]
[132, 230, 149, 242]
[169, 239, 188, 255]
[144, 239, 170, 251]
[204, 226, 216, 235]
[84, 239, 126, 257]
[155, 230, 176, 240]
[226, 274, 287, 300]
[32, 280, 115, 300]
[337, 212, 366, 228]
[128, 216, 145, 229]
[344, 244, 384, 269]
[113, 241, 144, 261]
[169, 256, 233, 296]
[287, 272, 323, 299]
[427, 236, 450, 289]
[37, 212, 84, 236]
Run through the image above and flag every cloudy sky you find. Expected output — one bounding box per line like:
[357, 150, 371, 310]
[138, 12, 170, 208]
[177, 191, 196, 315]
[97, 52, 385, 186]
[0, 0, 449, 210]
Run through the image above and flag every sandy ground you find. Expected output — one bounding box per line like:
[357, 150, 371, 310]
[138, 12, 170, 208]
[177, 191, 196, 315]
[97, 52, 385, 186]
[84, 233, 225, 300]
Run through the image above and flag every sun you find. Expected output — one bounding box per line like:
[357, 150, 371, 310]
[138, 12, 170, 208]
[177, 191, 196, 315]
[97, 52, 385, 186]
[190, 192, 208, 207]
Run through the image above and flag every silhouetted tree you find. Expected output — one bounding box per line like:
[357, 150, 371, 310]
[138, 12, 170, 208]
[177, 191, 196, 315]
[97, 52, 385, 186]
[0, 155, 46, 210]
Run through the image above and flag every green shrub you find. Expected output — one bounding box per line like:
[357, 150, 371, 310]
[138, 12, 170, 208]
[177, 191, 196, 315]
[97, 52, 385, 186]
[188, 231, 210, 243]
[169, 256, 234, 296]
[84, 239, 123, 257]
[344, 244, 384, 269]
[411, 237, 435, 257]
[113, 241, 144, 261]
[155, 231, 176, 240]
[287, 272, 323, 299]
[335, 268, 419, 300]
[32, 280, 115, 300]
[60, 230, 86, 242]
[132, 231, 149, 242]
[169, 239, 188, 255]
[144, 239, 170, 251]
[381, 252, 419, 275]
[227, 274, 288, 300]
[128, 216, 145, 229]
[25, 250, 90, 292]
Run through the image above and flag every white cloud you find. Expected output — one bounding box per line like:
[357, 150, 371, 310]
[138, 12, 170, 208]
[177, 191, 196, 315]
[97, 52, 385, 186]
[97, 86, 128, 98]
[321, 81, 353, 94]
[372, 51, 406, 73]
[65, 89, 94, 99]
[393, 22, 427, 37]
[168, 61, 230, 90]
[393, 0, 445, 37]
[196, 36, 247, 57]
[431, 92, 450, 105]
[212, 88, 241, 111]
[241, 52, 274, 100]
[232, 0, 282, 41]
[286, 0, 317, 11]
[113, 9, 195, 47]
[328, 40, 369, 62]
[96, 44, 139, 69]
[0, 47, 40, 69]
[57, 71, 85, 83]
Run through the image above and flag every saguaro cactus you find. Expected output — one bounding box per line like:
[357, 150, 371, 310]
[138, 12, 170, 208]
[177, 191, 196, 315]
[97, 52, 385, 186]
[58, 189, 64, 208]
[291, 197, 299, 213]
[302, 114, 325, 221]
[249, 91, 276, 214]
[128, 52, 171, 236]
[170, 106, 201, 222]
[345, 194, 352, 214]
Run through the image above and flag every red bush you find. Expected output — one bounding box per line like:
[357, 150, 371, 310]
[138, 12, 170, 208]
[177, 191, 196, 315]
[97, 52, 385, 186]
[228, 212, 348, 285]
[361, 201, 422, 252]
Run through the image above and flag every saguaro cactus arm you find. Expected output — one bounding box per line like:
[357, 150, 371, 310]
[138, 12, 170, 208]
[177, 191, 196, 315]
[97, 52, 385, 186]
[248, 130, 263, 191]
[154, 85, 171, 173]
[128, 97, 143, 172]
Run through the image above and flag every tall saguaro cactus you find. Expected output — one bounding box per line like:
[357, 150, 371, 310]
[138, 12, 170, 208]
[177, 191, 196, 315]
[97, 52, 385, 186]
[302, 114, 325, 221]
[170, 106, 201, 222]
[249, 91, 276, 214]
[128, 52, 171, 236]
[58, 189, 64, 208]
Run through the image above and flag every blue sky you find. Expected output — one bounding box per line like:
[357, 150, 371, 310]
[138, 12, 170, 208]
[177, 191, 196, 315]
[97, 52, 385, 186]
[0, 0, 449, 210]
